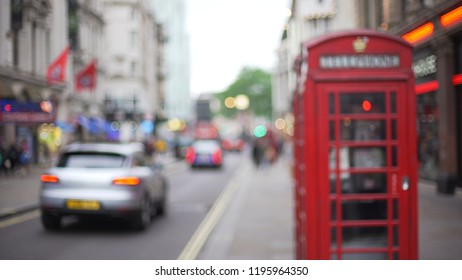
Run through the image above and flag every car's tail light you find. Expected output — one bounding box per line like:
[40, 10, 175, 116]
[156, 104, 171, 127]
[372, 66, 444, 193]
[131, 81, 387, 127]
[236, 140, 245, 149]
[212, 149, 222, 164]
[41, 174, 59, 183]
[222, 140, 232, 150]
[185, 147, 196, 163]
[112, 177, 140, 186]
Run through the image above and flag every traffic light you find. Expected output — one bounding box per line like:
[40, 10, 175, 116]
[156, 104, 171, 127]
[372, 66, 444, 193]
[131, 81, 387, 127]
[253, 125, 267, 138]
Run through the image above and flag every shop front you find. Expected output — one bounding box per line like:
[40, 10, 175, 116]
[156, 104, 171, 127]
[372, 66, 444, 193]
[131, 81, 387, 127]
[413, 47, 439, 181]
[0, 98, 57, 165]
[454, 34, 462, 190]
[399, 3, 462, 193]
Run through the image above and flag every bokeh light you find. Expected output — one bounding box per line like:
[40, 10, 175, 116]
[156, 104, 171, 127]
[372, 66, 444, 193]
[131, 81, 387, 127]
[224, 97, 236, 108]
[235, 94, 249, 110]
[253, 125, 267, 138]
[275, 118, 286, 130]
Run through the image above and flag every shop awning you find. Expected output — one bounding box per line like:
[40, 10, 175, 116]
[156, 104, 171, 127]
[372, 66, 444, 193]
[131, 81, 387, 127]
[77, 115, 119, 140]
[55, 121, 75, 133]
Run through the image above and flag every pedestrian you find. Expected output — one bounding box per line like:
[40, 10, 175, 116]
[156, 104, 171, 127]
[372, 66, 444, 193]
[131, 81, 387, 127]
[0, 142, 6, 176]
[143, 138, 155, 162]
[6, 144, 19, 175]
[18, 140, 31, 175]
[266, 145, 277, 165]
[251, 138, 263, 168]
[41, 143, 51, 168]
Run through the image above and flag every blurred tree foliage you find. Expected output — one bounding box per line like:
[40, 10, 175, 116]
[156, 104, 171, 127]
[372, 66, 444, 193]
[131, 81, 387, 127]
[216, 67, 272, 119]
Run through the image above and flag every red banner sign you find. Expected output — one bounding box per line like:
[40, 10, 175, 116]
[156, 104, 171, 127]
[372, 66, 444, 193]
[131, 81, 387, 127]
[0, 112, 55, 123]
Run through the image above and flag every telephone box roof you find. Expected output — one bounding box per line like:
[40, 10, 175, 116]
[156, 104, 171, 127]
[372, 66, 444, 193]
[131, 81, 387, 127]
[303, 29, 413, 51]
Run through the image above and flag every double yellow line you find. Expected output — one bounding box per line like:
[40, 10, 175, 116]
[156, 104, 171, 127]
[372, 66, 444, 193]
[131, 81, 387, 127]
[0, 210, 40, 229]
[0, 159, 251, 260]
[177, 160, 251, 260]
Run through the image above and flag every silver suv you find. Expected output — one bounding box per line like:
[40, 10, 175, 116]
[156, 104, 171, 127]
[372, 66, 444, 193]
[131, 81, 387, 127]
[39, 142, 168, 231]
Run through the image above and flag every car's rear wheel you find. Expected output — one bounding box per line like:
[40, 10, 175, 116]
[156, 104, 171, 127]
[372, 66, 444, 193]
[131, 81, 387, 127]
[41, 213, 61, 230]
[132, 196, 151, 231]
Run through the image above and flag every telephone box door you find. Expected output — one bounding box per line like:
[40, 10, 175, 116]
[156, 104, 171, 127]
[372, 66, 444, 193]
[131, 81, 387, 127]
[317, 82, 416, 259]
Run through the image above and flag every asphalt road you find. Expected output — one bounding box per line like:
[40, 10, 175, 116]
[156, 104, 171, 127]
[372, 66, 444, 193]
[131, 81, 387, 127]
[0, 151, 246, 260]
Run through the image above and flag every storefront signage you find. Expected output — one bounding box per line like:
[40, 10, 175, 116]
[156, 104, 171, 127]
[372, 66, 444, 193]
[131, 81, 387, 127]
[0, 112, 55, 123]
[1, 99, 55, 123]
[413, 48, 436, 84]
[412, 54, 436, 79]
[319, 55, 400, 69]
[1, 99, 53, 113]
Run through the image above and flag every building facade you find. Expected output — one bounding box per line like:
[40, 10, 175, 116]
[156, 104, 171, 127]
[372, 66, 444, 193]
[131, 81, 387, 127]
[63, 0, 106, 144]
[380, 0, 462, 193]
[276, 0, 462, 193]
[0, 0, 67, 165]
[103, 0, 162, 142]
[151, 0, 191, 122]
[272, 0, 358, 122]
[1, 0, 167, 166]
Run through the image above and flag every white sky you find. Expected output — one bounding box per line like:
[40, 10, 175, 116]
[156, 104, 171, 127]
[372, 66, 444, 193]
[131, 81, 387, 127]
[186, 0, 291, 96]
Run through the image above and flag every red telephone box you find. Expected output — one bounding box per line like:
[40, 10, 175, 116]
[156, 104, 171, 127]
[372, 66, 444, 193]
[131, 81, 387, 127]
[293, 30, 418, 260]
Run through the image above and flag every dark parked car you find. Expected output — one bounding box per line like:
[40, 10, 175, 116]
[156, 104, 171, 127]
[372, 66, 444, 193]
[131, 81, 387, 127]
[174, 135, 193, 158]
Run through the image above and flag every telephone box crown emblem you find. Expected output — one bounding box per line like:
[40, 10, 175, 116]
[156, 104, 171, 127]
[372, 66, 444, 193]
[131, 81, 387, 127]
[353, 36, 368, 53]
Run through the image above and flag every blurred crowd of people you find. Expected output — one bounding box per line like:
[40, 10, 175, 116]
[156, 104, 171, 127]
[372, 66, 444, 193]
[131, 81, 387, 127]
[0, 140, 32, 177]
[251, 135, 284, 168]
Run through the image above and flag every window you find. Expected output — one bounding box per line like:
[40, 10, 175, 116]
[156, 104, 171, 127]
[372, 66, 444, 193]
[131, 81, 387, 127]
[131, 6, 137, 20]
[130, 31, 138, 48]
[132, 152, 147, 167]
[32, 22, 37, 72]
[58, 153, 126, 168]
[45, 30, 51, 67]
[416, 92, 439, 180]
[322, 18, 329, 33]
[131, 61, 137, 76]
[339, 93, 386, 114]
[422, 0, 434, 7]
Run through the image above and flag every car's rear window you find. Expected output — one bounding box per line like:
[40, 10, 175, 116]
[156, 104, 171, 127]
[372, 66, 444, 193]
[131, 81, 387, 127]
[57, 152, 126, 168]
[193, 140, 220, 153]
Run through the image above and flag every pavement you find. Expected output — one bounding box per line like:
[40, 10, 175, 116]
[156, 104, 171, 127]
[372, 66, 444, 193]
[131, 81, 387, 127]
[197, 156, 293, 260]
[1, 151, 462, 260]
